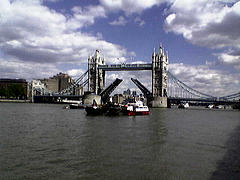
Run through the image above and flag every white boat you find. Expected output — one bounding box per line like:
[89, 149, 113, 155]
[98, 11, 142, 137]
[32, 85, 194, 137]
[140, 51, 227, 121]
[178, 102, 189, 109]
[207, 104, 214, 109]
[122, 101, 150, 116]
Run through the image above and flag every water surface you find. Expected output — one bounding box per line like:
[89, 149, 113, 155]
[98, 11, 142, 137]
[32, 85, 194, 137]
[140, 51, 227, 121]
[0, 103, 239, 179]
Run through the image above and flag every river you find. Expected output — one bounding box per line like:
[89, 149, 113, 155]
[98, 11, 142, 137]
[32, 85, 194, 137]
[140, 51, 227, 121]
[0, 103, 240, 180]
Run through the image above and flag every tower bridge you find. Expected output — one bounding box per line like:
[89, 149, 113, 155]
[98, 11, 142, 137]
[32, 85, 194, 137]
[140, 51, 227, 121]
[87, 46, 168, 107]
[32, 45, 240, 107]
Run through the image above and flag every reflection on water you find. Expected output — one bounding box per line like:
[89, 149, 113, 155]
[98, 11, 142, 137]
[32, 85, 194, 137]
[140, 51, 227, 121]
[0, 103, 239, 179]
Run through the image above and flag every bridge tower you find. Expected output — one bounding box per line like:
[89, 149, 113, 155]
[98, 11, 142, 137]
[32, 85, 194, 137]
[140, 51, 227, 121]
[88, 50, 105, 94]
[152, 45, 168, 107]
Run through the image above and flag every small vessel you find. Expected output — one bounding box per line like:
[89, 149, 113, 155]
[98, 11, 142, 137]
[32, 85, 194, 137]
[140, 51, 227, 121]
[69, 103, 85, 109]
[178, 102, 189, 109]
[207, 104, 215, 109]
[122, 101, 150, 116]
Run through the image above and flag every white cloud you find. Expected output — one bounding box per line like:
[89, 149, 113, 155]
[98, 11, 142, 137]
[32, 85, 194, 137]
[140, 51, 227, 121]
[165, 0, 240, 49]
[218, 53, 240, 64]
[67, 69, 85, 78]
[0, 57, 60, 80]
[164, 0, 240, 72]
[68, 5, 106, 30]
[109, 16, 128, 26]
[0, 0, 132, 80]
[100, 0, 167, 15]
[169, 63, 240, 96]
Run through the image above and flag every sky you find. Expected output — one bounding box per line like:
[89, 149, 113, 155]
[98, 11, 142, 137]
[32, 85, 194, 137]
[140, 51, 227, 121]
[0, 0, 240, 97]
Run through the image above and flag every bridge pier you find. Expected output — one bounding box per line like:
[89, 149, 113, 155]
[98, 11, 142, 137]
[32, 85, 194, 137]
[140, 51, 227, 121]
[151, 97, 168, 108]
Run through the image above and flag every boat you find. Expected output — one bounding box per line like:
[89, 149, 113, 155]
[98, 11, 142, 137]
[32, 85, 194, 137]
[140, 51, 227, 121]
[206, 104, 215, 109]
[69, 103, 85, 109]
[85, 100, 103, 115]
[178, 102, 189, 109]
[85, 105, 103, 115]
[122, 101, 150, 116]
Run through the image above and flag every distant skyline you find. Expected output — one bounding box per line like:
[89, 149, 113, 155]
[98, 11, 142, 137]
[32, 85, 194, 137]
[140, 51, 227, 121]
[0, 0, 240, 96]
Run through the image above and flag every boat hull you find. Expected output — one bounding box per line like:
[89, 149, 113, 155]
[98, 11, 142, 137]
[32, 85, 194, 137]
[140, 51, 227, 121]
[128, 111, 150, 116]
[85, 106, 103, 115]
[69, 104, 85, 109]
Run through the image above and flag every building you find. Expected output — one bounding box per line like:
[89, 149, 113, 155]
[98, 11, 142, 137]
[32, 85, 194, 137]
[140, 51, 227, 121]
[123, 88, 131, 96]
[132, 90, 137, 97]
[112, 94, 125, 104]
[0, 79, 28, 99]
[41, 72, 73, 93]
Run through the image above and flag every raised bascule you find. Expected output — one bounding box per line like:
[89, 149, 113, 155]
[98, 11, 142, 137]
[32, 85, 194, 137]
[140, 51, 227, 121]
[32, 44, 240, 106]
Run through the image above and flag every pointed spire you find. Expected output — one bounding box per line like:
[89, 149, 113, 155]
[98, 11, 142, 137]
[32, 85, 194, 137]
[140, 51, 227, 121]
[152, 48, 156, 57]
[166, 50, 168, 62]
[95, 49, 99, 57]
[159, 43, 163, 54]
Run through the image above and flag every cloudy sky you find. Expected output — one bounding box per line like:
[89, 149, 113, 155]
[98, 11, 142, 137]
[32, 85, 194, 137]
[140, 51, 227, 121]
[0, 0, 240, 96]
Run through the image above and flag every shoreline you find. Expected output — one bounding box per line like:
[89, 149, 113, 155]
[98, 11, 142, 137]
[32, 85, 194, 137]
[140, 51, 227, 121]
[0, 99, 31, 103]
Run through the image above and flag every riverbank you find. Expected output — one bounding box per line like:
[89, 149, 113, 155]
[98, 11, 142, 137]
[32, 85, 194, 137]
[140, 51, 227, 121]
[0, 99, 30, 103]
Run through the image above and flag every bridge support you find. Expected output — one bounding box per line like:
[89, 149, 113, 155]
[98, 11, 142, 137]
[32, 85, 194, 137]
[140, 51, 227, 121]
[151, 45, 168, 108]
[88, 50, 105, 95]
[151, 97, 168, 108]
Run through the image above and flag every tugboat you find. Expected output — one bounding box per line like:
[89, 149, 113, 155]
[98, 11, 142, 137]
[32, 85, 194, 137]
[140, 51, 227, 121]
[85, 100, 103, 115]
[122, 101, 150, 116]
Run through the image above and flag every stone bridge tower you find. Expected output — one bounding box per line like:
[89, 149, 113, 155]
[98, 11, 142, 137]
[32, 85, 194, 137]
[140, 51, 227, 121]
[152, 45, 168, 107]
[88, 50, 105, 94]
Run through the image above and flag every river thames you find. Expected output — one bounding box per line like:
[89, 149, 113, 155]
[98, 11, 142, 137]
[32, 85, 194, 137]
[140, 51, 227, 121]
[0, 103, 240, 180]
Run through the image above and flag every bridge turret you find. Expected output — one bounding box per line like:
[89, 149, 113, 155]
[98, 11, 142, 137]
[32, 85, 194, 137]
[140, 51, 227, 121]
[88, 50, 106, 95]
[152, 43, 169, 107]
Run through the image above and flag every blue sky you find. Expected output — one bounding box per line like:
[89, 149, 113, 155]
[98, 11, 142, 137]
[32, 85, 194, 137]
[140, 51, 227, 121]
[0, 0, 240, 96]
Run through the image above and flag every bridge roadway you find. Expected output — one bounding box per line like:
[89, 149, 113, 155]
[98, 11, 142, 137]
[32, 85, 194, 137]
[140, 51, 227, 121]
[98, 63, 152, 71]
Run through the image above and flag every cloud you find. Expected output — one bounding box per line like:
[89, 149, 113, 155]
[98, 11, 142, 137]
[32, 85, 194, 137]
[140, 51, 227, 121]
[164, 1, 240, 49]
[68, 5, 106, 30]
[109, 16, 128, 26]
[0, 57, 60, 80]
[216, 50, 240, 70]
[67, 69, 85, 78]
[0, 0, 133, 80]
[164, 0, 240, 72]
[100, 0, 167, 15]
[169, 63, 240, 96]
[134, 17, 145, 26]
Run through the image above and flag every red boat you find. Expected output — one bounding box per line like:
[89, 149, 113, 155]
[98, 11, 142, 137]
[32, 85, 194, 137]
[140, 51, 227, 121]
[122, 101, 150, 116]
